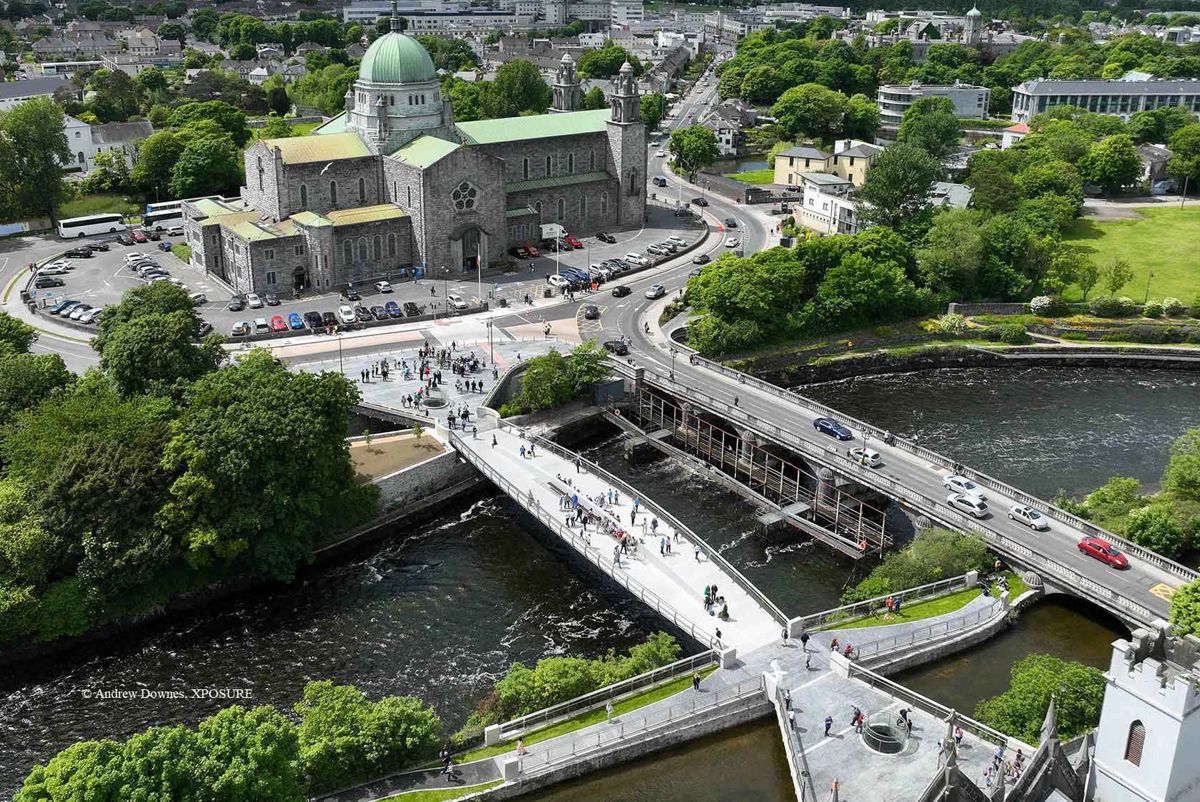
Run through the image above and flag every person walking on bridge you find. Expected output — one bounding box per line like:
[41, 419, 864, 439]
[824, 715, 833, 737]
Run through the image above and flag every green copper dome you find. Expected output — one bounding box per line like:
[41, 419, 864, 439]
[359, 32, 436, 84]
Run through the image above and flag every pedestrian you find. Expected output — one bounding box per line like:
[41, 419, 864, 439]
[575, 457, 582, 474]
[472, 424, 478, 439]
[954, 725, 964, 746]
[784, 689, 792, 711]
[659, 537, 666, 556]
[788, 708, 796, 732]
[782, 627, 789, 647]
[830, 637, 839, 652]
[692, 671, 701, 691]
[851, 705, 860, 727]
[630, 509, 636, 525]
[733, 395, 739, 407]
[805, 653, 812, 670]
[492, 434, 498, 448]
[520, 445, 526, 458]
[605, 701, 614, 722]
[800, 632, 810, 652]
[855, 712, 864, 733]
[694, 545, 701, 562]
[824, 715, 833, 737]
[516, 739, 525, 756]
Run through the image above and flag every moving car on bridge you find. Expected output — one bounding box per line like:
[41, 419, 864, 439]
[813, 417, 853, 440]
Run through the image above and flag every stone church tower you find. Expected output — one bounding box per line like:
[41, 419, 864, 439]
[606, 61, 645, 227]
[551, 52, 581, 113]
[964, 5, 982, 46]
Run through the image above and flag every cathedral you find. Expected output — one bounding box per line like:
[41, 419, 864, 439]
[182, 17, 646, 298]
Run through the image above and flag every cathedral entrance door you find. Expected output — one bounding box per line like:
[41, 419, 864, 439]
[461, 227, 481, 271]
[293, 267, 309, 294]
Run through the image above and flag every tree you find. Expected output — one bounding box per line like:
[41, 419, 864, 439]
[843, 93, 880, 141]
[974, 654, 1106, 743]
[668, 125, 719, 180]
[518, 349, 573, 411]
[640, 92, 664, 130]
[157, 21, 186, 45]
[97, 311, 225, 398]
[1166, 124, 1200, 185]
[1124, 504, 1189, 558]
[0, 312, 37, 354]
[577, 45, 641, 78]
[169, 136, 244, 199]
[168, 100, 251, 146]
[897, 107, 963, 160]
[262, 113, 294, 138]
[582, 85, 606, 110]
[1163, 428, 1200, 502]
[80, 149, 131, 194]
[567, 340, 610, 395]
[480, 60, 551, 118]
[966, 169, 1020, 213]
[1099, 257, 1134, 297]
[1076, 260, 1101, 300]
[159, 350, 376, 581]
[917, 209, 986, 298]
[770, 83, 848, 142]
[739, 65, 785, 105]
[85, 68, 139, 122]
[1080, 134, 1141, 195]
[1170, 578, 1200, 637]
[0, 352, 72, 425]
[0, 98, 71, 221]
[855, 143, 938, 233]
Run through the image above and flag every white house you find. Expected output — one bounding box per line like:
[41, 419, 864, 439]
[63, 114, 154, 173]
[793, 172, 861, 235]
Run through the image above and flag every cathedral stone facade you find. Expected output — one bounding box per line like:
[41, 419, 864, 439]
[183, 21, 645, 298]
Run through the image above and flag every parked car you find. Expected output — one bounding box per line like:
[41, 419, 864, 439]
[355, 306, 373, 322]
[320, 311, 338, 328]
[375, 280, 393, 293]
[521, 244, 541, 258]
[68, 304, 93, 320]
[146, 230, 161, 241]
[692, 197, 709, 207]
[131, 230, 148, 243]
[947, 493, 989, 519]
[603, 340, 629, 356]
[724, 237, 740, 248]
[848, 447, 882, 467]
[385, 301, 402, 318]
[813, 417, 853, 440]
[1078, 536, 1128, 569]
[596, 231, 616, 244]
[79, 307, 105, 324]
[64, 247, 93, 258]
[692, 254, 710, 265]
[944, 475, 987, 500]
[34, 276, 65, 289]
[303, 311, 324, 330]
[370, 305, 389, 321]
[37, 265, 69, 276]
[288, 312, 305, 330]
[341, 285, 361, 301]
[189, 292, 207, 305]
[547, 274, 570, 289]
[564, 234, 583, 249]
[48, 300, 77, 315]
[583, 304, 600, 320]
[116, 233, 134, 246]
[646, 244, 668, 256]
[652, 176, 668, 187]
[337, 305, 357, 325]
[447, 293, 468, 310]
[404, 302, 421, 317]
[157, 241, 172, 252]
[644, 283, 666, 299]
[47, 259, 74, 270]
[167, 225, 184, 237]
[508, 247, 526, 259]
[91, 241, 110, 251]
[269, 315, 288, 332]
[231, 320, 251, 336]
[1009, 504, 1050, 531]
[246, 292, 264, 309]
[668, 236, 686, 246]
[253, 317, 269, 333]
[264, 293, 280, 306]
[556, 238, 575, 251]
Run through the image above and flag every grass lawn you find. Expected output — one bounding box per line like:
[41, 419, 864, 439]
[723, 169, 774, 185]
[350, 432, 445, 482]
[387, 780, 503, 801]
[1061, 207, 1200, 303]
[289, 121, 321, 136]
[459, 667, 717, 763]
[60, 193, 143, 220]
[171, 243, 192, 263]
[829, 573, 1027, 631]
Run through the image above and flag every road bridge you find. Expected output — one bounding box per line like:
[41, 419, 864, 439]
[607, 358, 1193, 630]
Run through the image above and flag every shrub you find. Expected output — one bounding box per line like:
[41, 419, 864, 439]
[1162, 298, 1185, 317]
[1028, 296, 1058, 316]
[933, 313, 968, 335]
[874, 325, 894, 338]
[1143, 301, 1164, 318]
[841, 528, 991, 603]
[1125, 504, 1189, 559]
[1193, 294, 1200, 316]
[979, 324, 1031, 344]
[1089, 296, 1136, 317]
[497, 402, 524, 418]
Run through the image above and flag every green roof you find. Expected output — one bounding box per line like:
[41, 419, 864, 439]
[506, 171, 610, 194]
[229, 221, 283, 241]
[457, 109, 610, 146]
[314, 112, 348, 135]
[359, 32, 436, 84]
[189, 197, 240, 218]
[392, 135, 460, 168]
[506, 206, 537, 218]
[326, 204, 408, 226]
[291, 211, 332, 228]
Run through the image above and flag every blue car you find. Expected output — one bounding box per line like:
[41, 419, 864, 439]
[287, 312, 305, 330]
[814, 417, 853, 440]
[385, 300, 402, 318]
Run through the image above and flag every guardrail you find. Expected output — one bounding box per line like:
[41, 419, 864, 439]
[447, 430, 723, 649]
[847, 663, 1030, 752]
[609, 361, 1163, 627]
[850, 598, 1003, 661]
[773, 686, 819, 802]
[509, 421, 790, 629]
[796, 574, 975, 632]
[514, 676, 766, 779]
[496, 650, 718, 739]
[684, 354, 1197, 583]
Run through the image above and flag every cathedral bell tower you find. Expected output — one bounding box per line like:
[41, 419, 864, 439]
[609, 61, 640, 124]
[605, 61, 645, 228]
[551, 52, 581, 113]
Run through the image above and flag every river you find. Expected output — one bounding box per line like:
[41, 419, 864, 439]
[0, 366, 1193, 798]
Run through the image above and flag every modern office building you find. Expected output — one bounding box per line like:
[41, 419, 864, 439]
[876, 82, 991, 127]
[1010, 77, 1200, 122]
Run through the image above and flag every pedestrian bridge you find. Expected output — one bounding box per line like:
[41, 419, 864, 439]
[607, 357, 1192, 630]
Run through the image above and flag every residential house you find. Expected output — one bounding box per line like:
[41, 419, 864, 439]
[772, 139, 883, 187]
[63, 114, 154, 172]
[32, 31, 121, 60]
[0, 76, 66, 110]
[1137, 143, 1174, 190]
[700, 98, 757, 157]
[294, 41, 328, 57]
[792, 172, 860, 234]
[930, 181, 973, 209]
[1001, 121, 1028, 149]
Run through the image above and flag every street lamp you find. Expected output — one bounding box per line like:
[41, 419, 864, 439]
[486, 319, 494, 365]
[441, 265, 448, 314]
[1144, 271, 1155, 303]
[669, 347, 677, 380]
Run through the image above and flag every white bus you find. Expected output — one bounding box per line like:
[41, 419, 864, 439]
[142, 201, 185, 231]
[58, 213, 125, 239]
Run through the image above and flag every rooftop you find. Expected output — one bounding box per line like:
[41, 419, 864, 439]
[1014, 77, 1200, 95]
[0, 77, 66, 100]
[292, 204, 408, 228]
[505, 170, 610, 194]
[188, 197, 243, 218]
[801, 171, 853, 186]
[92, 120, 154, 145]
[262, 131, 372, 164]
[391, 135, 460, 168]
[779, 145, 830, 160]
[313, 113, 349, 135]
[457, 109, 610, 145]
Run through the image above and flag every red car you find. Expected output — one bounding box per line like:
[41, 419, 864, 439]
[521, 244, 541, 258]
[1078, 536, 1129, 569]
[269, 315, 288, 332]
[564, 234, 583, 248]
[131, 230, 148, 243]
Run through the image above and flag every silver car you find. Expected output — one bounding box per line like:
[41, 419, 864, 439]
[947, 493, 989, 519]
[644, 284, 666, 299]
[1008, 504, 1050, 531]
[944, 474, 987, 500]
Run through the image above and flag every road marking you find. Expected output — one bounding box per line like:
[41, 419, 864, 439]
[1149, 583, 1177, 601]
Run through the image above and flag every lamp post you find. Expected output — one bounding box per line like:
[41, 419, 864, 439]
[441, 265, 448, 314]
[486, 318, 494, 365]
[669, 347, 677, 380]
[1144, 271, 1155, 303]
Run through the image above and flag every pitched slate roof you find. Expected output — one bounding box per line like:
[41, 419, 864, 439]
[779, 146, 830, 160]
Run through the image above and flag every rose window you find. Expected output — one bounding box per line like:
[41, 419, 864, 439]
[452, 181, 478, 211]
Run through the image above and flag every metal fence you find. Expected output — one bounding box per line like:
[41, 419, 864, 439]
[448, 430, 723, 649]
[795, 574, 975, 632]
[850, 598, 1003, 661]
[773, 686, 819, 802]
[513, 676, 766, 779]
[685, 354, 1197, 583]
[497, 650, 717, 739]
[609, 361, 1163, 627]
[511, 422, 790, 629]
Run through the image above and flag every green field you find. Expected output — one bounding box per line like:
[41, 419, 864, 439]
[724, 169, 774, 185]
[825, 574, 1027, 631]
[1061, 207, 1200, 303]
[390, 781, 503, 801]
[60, 193, 143, 220]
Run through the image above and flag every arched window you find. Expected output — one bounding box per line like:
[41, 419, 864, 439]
[545, 155, 552, 176]
[358, 237, 368, 261]
[523, 158, 529, 179]
[581, 197, 587, 219]
[1125, 721, 1145, 766]
[589, 150, 596, 170]
[359, 177, 366, 203]
[628, 168, 639, 196]
[78, 152, 85, 164]
[373, 235, 382, 259]
[568, 153, 574, 174]
[299, 184, 308, 209]
[256, 156, 264, 191]
[330, 180, 338, 206]
[556, 197, 565, 220]
[534, 201, 542, 218]
[388, 233, 397, 257]
[342, 240, 352, 265]
[600, 192, 609, 215]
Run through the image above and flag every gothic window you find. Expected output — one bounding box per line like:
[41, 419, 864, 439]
[600, 192, 608, 215]
[78, 152, 85, 164]
[581, 197, 587, 219]
[358, 177, 366, 203]
[388, 233, 397, 256]
[451, 180, 479, 212]
[330, 180, 338, 206]
[545, 155, 552, 176]
[389, 95, 394, 106]
[628, 168, 639, 196]
[257, 156, 264, 191]
[568, 153, 574, 174]
[407, 186, 412, 206]
[534, 201, 542, 218]
[523, 158, 529, 179]
[373, 235, 382, 259]
[392, 180, 397, 199]
[589, 150, 595, 170]
[342, 239, 351, 264]
[556, 197, 565, 219]
[358, 237, 368, 261]
[299, 184, 308, 209]
[1125, 721, 1145, 766]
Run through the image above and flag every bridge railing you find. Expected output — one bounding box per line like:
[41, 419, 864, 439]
[513, 676, 766, 779]
[773, 685, 819, 802]
[795, 574, 975, 632]
[849, 597, 1003, 662]
[679, 355, 1197, 583]
[447, 430, 723, 649]
[506, 420, 791, 629]
[496, 650, 718, 740]
[609, 361, 1162, 626]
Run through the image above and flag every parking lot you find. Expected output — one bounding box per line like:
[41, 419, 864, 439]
[23, 201, 704, 339]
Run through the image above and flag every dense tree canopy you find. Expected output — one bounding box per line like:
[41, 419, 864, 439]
[975, 654, 1106, 743]
[0, 98, 71, 221]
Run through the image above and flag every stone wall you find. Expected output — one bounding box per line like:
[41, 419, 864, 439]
[420, 145, 508, 272]
[328, 218, 415, 287]
[383, 157, 428, 267]
[506, 176, 621, 239]
[479, 132, 610, 185]
[606, 118, 648, 228]
[369, 448, 479, 511]
[241, 141, 283, 220]
[280, 156, 383, 219]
